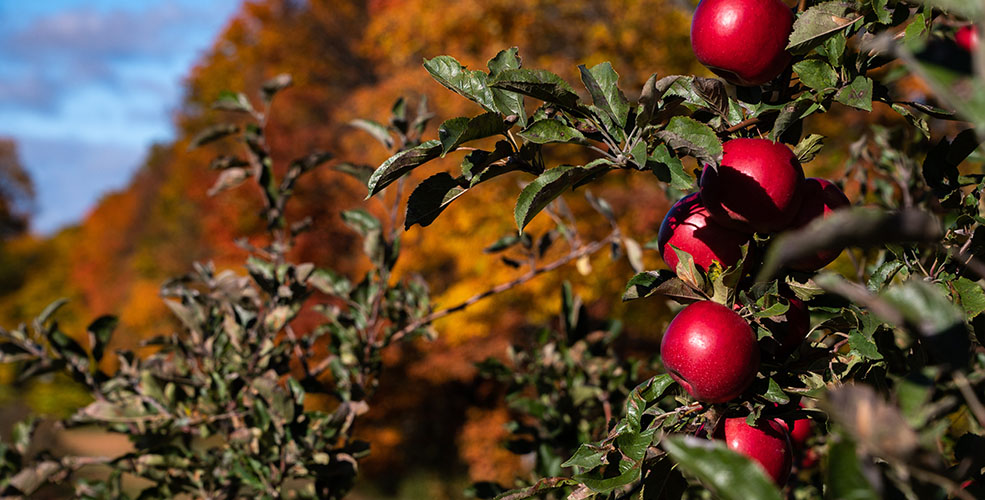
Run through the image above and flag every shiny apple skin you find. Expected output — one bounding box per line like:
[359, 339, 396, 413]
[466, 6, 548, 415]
[660, 301, 759, 403]
[786, 178, 851, 271]
[957, 25, 979, 52]
[722, 417, 794, 485]
[700, 138, 805, 234]
[657, 193, 752, 273]
[690, 0, 795, 86]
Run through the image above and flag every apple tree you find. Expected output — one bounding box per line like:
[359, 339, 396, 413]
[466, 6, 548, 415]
[0, 0, 984, 499]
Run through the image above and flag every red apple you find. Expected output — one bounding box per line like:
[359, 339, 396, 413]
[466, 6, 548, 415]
[786, 178, 851, 271]
[957, 25, 979, 52]
[660, 301, 760, 403]
[657, 193, 752, 273]
[690, 0, 794, 86]
[700, 138, 805, 234]
[760, 296, 810, 360]
[721, 417, 793, 485]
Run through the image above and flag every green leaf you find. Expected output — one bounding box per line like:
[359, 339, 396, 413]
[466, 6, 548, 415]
[86, 315, 117, 362]
[38, 298, 69, 326]
[657, 116, 723, 165]
[334, 163, 376, 187]
[437, 112, 508, 156]
[562, 443, 606, 469]
[793, 134, 825, 163]
[671, 245, 705, 291]
[848, 330, 883, 360]
[770, 98, 816, 141]
[763, 378, 790, 405]
[366, 140, 442, 197]
[404, 173, 467, 229]
[514, 160, 611, 231]
[882, 280, 964, 334]
[787, 1, 862, 54]
[490, 68, 580, 109]
[953, 277, 985, 318]
[341, 208, 382, 236]
[423, 55, 496, 112]
[912, 0, 984, 20]
[576, 430, 656, 493]
[487, 48, 527, 126]
[188, 124, 239, 150]
[824, 437, 881, 500]
[622, 270, 678, 301]
[517, 118, 586, 144]
[870, 0, 891, 23]
[663, 436, 783, 500]
[579, 62, 630, 127]
[308, 268, 351, 296]
[492, 477, 580, 500]
[793, 59, 839, 92]
[349, 118, 394, 150]
[260, 73, 292, 103]
[753, 301, 790, 318]
[212, 90, 254, 113]
[648, 144, 694, 191]
[835, 76, 873, 112]
[626, 374, 675, 429]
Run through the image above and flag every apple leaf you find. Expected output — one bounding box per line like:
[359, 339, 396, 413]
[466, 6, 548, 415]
[405, 173, 467, 229]
[763, 378, 790, 405]
[579, 62, 630, 128]
[517, 118, 587, 144]
[657, 116, 723, 166]
[912, 0, 984, 20]
[491, 478, 581, 500]
[423, 55, 497, 112]
[349, 118, 394, 150]
[824, 437, 882, 500]
[366, 140, 443, 197]
[514, 160, 611, 232]
[648, 144, 694, 191]
[437, 112, 509, 156]
[623, 270, 680, 301]
[792, 59, 839, 92]
[793, 134, 825, 163]
[953, 277, 985, 318]
[489, 68, 581, 109]
[787, 1, 862, 54]
[663, 435, 783, 500]
[672, 245, 705, 291]
[486, 47, 527, 126]
[835, 76, 873, 112]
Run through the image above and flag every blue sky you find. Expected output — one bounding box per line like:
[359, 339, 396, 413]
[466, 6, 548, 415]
[0, 0, 241, 234]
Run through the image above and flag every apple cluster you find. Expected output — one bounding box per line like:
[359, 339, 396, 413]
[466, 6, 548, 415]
[656, 137, 848, 485]
[652, 0, 859, 483]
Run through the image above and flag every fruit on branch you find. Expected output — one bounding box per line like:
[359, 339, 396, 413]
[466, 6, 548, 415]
[760, 296, 810, 360]
[657, 193, 752, 272]
[785, 177, 851, 271]
[660, 301, 759, 403]
[700, 138, 805, 234]
[690, 0, 794, 86]
[720, 417, 794, 485]
[957, 25, 980, 52]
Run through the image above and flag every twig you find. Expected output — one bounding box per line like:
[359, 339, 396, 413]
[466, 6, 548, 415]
[949, 247, 985, 282]
[386, 232, 619, 345]
[724, 117, 761, 134]
[952, 371, 985, 431]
